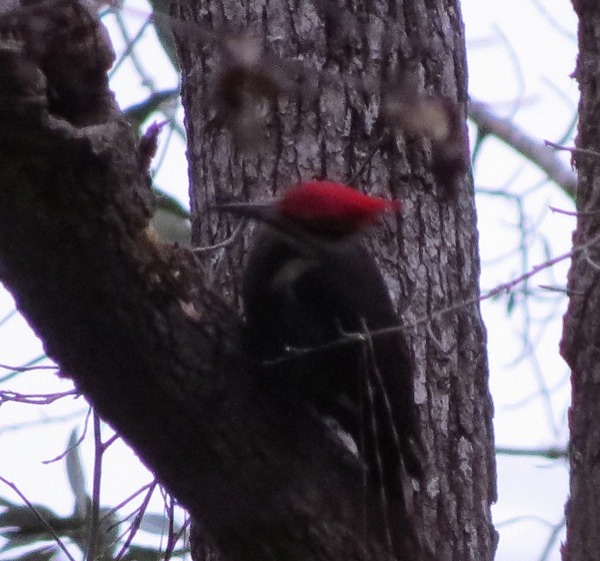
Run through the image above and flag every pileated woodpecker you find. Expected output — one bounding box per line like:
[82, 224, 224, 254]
[216, 181, 422, 493]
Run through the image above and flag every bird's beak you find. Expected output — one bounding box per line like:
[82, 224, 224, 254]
[211, 199, 336, 255]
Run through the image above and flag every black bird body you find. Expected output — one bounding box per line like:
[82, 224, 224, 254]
[242, 225, 422, 490]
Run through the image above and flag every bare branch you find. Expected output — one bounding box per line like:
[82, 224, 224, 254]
[468, 98, 577, 197]
[495, 446, 567, 459]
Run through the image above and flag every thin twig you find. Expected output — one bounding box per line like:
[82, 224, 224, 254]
[43, 406, 93, 464]
[0, 389, 77, 404]
[538, 284, 569, 294]
[548, 205, 600, 217]
[0, 308, 17, 329]
[104, 481, 156, 519]
[0, 408, 88, 434]
[538, 517, 566, 561]
[86, 412, 103, 561]
[545, 140, 600, 159]
[346, 137, 386, 187]
[114, 481, 157, 561]
[163, 493, 178, 561]
[0, 475, 76, 561]
[357, 324, 393, 553]
[169, 515, 191, 556]
[496, 515, 554, 529]
[0, 362, 58, 371]
[530, 0, 575, 41]
[193, 221, 244, 253]
[495, 446, 567, 459]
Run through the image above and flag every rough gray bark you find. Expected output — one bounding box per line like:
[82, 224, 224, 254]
[174, 1, 496, 560]
[561, 3, 600, 560]
[0, 1, 495, 561]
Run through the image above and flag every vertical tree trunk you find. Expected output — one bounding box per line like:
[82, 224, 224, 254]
[561, 3, 600, 560]
[174, 1, 497, 560]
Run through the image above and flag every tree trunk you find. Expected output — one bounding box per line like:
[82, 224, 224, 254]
[0, 1, 495, 561]
[561, 3, 600, 560]
[174, 0, 496, 560]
